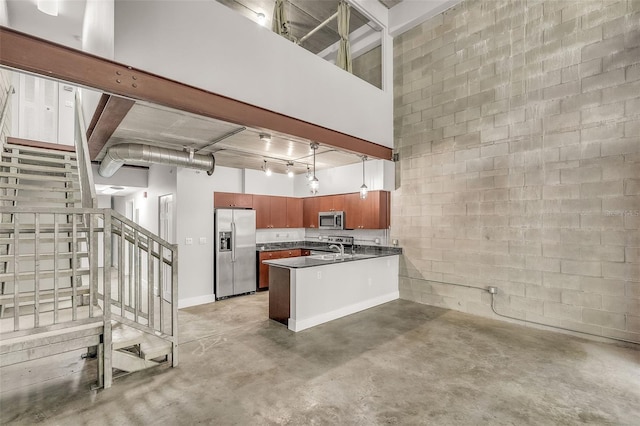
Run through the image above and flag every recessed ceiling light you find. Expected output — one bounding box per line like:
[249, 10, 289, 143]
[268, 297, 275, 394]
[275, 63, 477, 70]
[102, 186, 125, 195]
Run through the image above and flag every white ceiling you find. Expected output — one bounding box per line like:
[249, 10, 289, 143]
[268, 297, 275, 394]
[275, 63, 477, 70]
[6, 0, 86, 49]
[105, 101, 363, 175]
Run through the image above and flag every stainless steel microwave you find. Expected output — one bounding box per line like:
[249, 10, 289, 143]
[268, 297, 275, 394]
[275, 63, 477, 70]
[318, 211, 345, 230]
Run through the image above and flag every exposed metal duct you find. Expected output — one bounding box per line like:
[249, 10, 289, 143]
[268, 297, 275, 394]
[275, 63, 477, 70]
[99, 143, 215, 178]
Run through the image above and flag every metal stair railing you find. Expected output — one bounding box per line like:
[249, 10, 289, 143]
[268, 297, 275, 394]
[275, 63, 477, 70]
[0, 206, 179, 387]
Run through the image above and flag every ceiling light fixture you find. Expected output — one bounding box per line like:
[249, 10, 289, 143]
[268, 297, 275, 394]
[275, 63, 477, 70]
[37, 0, 58, 16]
[286, 162, 294, 178]
[259, 133, 271, 143]
[263, 159, 272, 176]
[309, 143, 319, 194]
[256, 12, 267, 25]
[359, 155, 368, 199]
[102, 186, 125, 195]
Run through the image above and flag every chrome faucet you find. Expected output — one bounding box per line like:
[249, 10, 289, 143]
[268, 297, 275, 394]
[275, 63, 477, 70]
[329, 243, 344, 257]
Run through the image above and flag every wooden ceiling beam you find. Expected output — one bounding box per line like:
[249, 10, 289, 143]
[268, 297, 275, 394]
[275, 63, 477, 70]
[0, 27, 392, 161]
[86, 94, 135, 160]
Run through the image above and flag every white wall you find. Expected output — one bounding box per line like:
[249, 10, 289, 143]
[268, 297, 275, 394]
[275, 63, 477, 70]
[57, 83, 75, 146]
[81, 0, 115, 128]
[244, 169, 294, 196]
[176, 166, 243, 305]
[113, 0, 393, 148]
[0, 0, 8, 26]
[125, 164, 177, 238]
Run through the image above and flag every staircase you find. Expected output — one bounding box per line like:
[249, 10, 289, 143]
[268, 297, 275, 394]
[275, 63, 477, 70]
[0, 132, 178, 387]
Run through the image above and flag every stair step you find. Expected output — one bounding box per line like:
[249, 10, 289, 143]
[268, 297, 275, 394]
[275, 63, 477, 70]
[3, 143, 77, 159]
[1, 151, 78, 167]
[139, 333, 172, 360]
[0, 195, 80, 204]
[112, 349, 160, 373]
[112, 322, 144, 350]
[0, 252, 89, 262]
[0, 267, 90, 282]
[0, 160, 78, 174]
[0, 285, 91, 305]
[0, 236, 88, 244]
[0, 171, 77, 183]
[0, 182, 79, 193]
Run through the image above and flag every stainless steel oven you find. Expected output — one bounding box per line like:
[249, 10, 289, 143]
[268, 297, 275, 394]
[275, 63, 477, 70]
[318, 211, 345, 230]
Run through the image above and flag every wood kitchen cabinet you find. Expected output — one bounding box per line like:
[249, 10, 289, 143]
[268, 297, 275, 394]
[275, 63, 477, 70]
[302, 197, 319, 228]
[318, 194, 344, 212]
[257, 249, 305, 289]
[254, 195, 287, 229]
[286, 197, 303, 228]
[214, 192, 253, 208]
[344, 190, 390, 229]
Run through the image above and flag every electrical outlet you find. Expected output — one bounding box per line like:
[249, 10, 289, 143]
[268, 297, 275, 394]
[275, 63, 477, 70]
[317, 271, 322, 279]
[185, 237, 193, 245]
[199, 237, 206, 245]
[374, 238, 380, 244]
[488, 286, 498, 294]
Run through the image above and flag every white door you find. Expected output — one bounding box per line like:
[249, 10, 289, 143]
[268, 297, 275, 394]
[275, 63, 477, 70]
[159, 194, 174, 301]
[18, 74, 58, 143]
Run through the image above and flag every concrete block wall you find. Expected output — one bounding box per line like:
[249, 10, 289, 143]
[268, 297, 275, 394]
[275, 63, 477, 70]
[353, 46, 383, 89]
[392, 0, 639, 342]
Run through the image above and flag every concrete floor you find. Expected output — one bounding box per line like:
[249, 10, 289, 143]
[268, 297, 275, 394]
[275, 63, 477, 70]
[1, 292, 639, 425]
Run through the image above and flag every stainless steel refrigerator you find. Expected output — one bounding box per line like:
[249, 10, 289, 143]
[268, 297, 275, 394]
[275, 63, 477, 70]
[214, 209, 256, 299]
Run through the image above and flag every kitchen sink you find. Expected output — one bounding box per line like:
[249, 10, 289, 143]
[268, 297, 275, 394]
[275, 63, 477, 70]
[308, 253, 375, 261]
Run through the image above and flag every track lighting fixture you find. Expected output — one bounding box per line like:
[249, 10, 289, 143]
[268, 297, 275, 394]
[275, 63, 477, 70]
[259, 133, 271, 143]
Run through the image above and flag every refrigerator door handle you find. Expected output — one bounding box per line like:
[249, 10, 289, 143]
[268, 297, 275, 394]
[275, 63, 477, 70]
[231, 221, 236, 262]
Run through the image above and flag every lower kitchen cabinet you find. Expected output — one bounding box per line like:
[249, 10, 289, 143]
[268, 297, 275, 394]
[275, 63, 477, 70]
[257, 249, 305, 289]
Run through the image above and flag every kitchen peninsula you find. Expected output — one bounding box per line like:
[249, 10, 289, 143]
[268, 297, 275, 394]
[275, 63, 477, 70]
[263, 239, 401, 332]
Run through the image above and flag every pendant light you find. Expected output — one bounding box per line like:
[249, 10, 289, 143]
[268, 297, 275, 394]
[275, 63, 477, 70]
[286, 162, 294, 178]
[359, 155, 368, 199]
[262, 159, 272, 176]
[309, 142, 319, 194]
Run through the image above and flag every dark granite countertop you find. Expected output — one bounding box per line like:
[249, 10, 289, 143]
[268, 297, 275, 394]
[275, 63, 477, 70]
[258, 240, 401, 269]
[256, 240, 402, 256]
[263, 251, 399, 269]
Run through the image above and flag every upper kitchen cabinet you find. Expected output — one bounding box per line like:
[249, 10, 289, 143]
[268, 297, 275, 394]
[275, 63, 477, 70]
[318, 194, 345, 212]
[214, 192, 253, 209]
[286, 197, 303, 228]
[254, 195, 287, 229]
[345, 191, 390, 229]
[303, 197, 319, 228]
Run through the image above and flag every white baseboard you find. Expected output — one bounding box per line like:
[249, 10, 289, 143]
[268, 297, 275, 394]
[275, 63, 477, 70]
[288, 291, 399, 332]
[178, 294, 216, 309]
